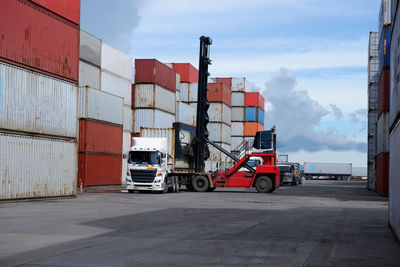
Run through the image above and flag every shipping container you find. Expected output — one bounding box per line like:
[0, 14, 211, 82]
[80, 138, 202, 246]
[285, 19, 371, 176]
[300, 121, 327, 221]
[0, 0, 79, 82]
[369, 58, 379, 85]
[368, 111, 378, 136]
[391, 0, 399, 24]
[78, 153, 122, 187]
[135, 59, 176, 92]
[231, 136, 245, 151]
[375, 153, 389, 196]
[368, 137, 376, 162]
[379, 0, 392, 38]
[123, 105, 133, 132]
[303, 162, 352, 176]
[122, 130, 132, 185]
[176, 73, 181, 91]
[176, 102, 196, 127]
[378, 68, 391, 115]
[379, 27, 391, 72]
[207, 83, 232, 107]
[367, 161, 375, 190]
[180, 83, 198, 102]
[231, 107, 245, 122]
[245, 92, 264, 110]
[209, 103, 231, 124]
[0, 62, 78, 138]
[132, 84, 176, 114]
[232, 122, 244, 136]
[207, 123, 231, 144]
[368, 84, 378, 110]
[389, 120, 400, 239]
[369, 32, 380, 59]
[390, 5, 400, 128]
[258, 108, 265, 125]
[232, 92, 245, 107]
[133, 109, 175, 133]
[78, 119, 122, 154]
[258, 123, 264, 132]
[30, 0, 80, 25]
[101, 43, 133, 81]
[245, 107, 257, 122]
[78, 86, 123, 125]
[79, 60, 101, 89]
[80, 30, 101, 67]
[244, 122, 263, 137]
[352, 167, 368, 177]
[216, 78, 232, 90]
[0, 133, 77, 200]
[101, 70, 132, 106]
[208, 142, 231, 162]
[377, 112, 390, 155]
[172, 63, 198, 83]
[231, 77, 252, 92]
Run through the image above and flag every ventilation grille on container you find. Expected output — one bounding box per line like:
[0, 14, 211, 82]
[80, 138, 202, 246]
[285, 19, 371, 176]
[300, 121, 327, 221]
[130, 169, 157, 183]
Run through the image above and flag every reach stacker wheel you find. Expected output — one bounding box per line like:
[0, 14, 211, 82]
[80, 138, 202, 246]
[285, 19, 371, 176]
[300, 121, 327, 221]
[255, 176, 273, 193]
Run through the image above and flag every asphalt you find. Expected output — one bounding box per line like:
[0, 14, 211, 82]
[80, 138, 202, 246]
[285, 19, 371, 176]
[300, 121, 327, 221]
[0, 180, 399, 267]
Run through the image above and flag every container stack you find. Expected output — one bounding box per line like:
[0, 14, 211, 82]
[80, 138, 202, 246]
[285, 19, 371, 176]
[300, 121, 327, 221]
[0, 0, 80, 199]
[367, 32, 379, 191]
[389, 0, 400, 242]
[244, 92, 265, 137]
[133, 59, 177, 133]
[376, 0, 392, 197]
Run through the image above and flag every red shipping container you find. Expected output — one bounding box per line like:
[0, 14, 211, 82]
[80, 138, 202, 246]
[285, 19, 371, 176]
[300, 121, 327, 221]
[172, 63, 198, 83]
[207, 82, 232, 107]
[216, 78, 232, 90]
[244, 122, 263, 137]
[135, 59, 176, 92]
[375, 153, 389, 197]
[245, 92, 264, 109]
[30, 0, 80, 25]
[79, 119, 123, 154]
[258, 94, 265, 111]
[378, 69, 390, 117]
[0, 0, 79, 82]
[78, 153, 122, 187]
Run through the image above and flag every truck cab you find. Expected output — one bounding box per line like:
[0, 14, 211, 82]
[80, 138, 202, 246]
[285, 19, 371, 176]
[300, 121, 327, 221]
[278, 165, 295, 185]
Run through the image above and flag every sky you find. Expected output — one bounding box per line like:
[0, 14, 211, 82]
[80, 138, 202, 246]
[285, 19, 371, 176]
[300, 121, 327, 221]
[81, 0, 380, 167]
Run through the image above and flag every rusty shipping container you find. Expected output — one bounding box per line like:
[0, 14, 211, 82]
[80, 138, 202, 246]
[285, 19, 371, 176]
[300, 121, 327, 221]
[377, 112, 390, 155]
[0, 0, 79, 82]
[172, 63, 198, 83]
[78, 119, 123, 154]
[132, 84, 176, 114]
[375, 153, 389, 197]
[207, 83, 232, 107]
[30, 0, 80, 25]
[135, 59, 177, 92]
[0, 133, 77, 200]
[378, 68, 390, 116]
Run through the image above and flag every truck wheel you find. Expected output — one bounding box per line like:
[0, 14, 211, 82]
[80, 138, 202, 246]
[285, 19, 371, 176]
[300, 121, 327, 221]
[192, 175, 209, 192]
[291, 177, 297, 186]
[128, 190, 134, 194]
[174, 178, 180, 193]
[255, 176, 273, 193]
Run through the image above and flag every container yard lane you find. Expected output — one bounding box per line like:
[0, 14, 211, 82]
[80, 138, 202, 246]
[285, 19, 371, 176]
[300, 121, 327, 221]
[0, 180, 399, 266]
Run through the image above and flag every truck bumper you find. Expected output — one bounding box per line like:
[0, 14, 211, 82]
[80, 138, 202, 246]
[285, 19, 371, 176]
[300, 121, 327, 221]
[126, 182, 165, 192]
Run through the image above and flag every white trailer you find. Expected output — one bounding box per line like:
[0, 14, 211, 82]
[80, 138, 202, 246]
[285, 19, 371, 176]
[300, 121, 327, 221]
[303, 162, 352, 180]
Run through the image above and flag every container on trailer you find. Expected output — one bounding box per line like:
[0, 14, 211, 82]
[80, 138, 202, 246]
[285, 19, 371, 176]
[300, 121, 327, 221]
[78, 153, 122, 187]
[352, 167, 367, 177]
[378, 68, 390, 115]
[135, 59, 177, 92]
[0, 133, 77, 200]
[231, 77, 252, 92]
[172, 63, 198, 83]
[232, 122, 244, 136]
[79, 60, 101, 89]
[176, 102, 196, 127]
[207, 123, 231, 144]
[78, 119, 123, 154]
[377, 112, 390, 154]
[303, 162, 352, 175]
[133, 109, 175, 133]
[123, 105, 133, 132]
[367, 161, 375, 190]
[101, 43, 132, 81]
[80, 30, 101, 67]
[232, 92, 245, 107]
[101, 71, 132, 106]
[368, 84, 378, 110]
[132, 84, 176, 114]
[209, 103, 231, 124]
[379, 0, 392, 38]
[0, 0, 79, 82]
[231, 136, 245, 151]
[258, 108, 265, 125]
[180, 83, 198, 102]
[30, 0, 81, 25]
[379, 27, 391, 72]
[390, 5, 400, 128]
[78, 86, 123, 125]
[0, 62, 78, 138]
[245, 107, 257, 122]
[232, 107, 245, 121]
[375, 153, 389, 196]
[207, 83, 232, 107]
[368, 111, 378, 136]
[389, 120, 400, 239]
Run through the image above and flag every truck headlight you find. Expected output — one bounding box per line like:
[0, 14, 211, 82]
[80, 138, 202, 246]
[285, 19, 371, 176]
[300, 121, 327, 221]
[154, 179, 161, 183]
[156, 172, 162, 176]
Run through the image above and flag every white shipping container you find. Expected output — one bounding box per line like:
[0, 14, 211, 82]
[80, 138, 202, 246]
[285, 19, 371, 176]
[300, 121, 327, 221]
[0, 62, 78, 138]
[80, 30, 101, 67]
[368, 111, 378, 136]
[391, 4, 400, 128]
[232, 122, 244, 136]
[176, 102, 196, 127]
[377, 112, 390, 155]
[78, 87, 123, 125]
[232, 92, 245, 106]
[176, 73, 181, 91]
[133, 84, 176, 114]
[379, 0, 392, 38]
[208, 143, 231, 162]
[123, 105, 133, 132]
[389, 120, 400, 240]
[207, 122, 231, 144]
[231, 107, 245, 121]
[101, 43, 133, 81]
[134, 109, 175, 133]
[101, 71, 132, 106]
[209, 103, 231, 124]
[180, 83, 198, 102]
[79, 60, 100, 89]
[352, 167, 367, 177]
[303, 162, 352, 175]
[231, 136, 245, 151]
[231, 77, 252, 92]
[0, 133, 77, 200]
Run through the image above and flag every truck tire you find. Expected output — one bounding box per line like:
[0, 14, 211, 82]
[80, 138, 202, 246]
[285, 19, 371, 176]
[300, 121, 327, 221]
[255, 176, 273, 193]
[174, 178, 180, 193]
[291, 177, 297, 186]
[192, 175, 209, 192]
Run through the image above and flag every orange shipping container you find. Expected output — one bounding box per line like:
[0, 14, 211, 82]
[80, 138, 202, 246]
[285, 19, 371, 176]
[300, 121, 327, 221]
[207, 82, 231, 107]
[244, 122, 263, 137]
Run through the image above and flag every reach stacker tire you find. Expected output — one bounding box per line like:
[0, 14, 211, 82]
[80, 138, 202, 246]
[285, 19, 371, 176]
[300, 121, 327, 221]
[255, 176, 273, 193]
[192, 175, 209, 192]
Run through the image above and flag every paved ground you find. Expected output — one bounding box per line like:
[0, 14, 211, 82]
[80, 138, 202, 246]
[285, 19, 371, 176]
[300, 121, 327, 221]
[0, 180, 399, 266]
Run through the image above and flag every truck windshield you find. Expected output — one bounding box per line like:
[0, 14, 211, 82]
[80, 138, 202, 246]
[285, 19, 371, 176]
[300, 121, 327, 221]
[128, 151, 160, 165]
[278, 166, 291, 172]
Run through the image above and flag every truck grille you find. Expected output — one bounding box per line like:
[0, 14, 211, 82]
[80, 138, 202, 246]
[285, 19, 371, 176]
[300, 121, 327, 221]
[130, 169, 157, 183]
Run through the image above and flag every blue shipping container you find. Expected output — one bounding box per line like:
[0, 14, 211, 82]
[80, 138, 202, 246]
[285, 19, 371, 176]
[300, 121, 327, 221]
[258, 108, 264, 125]
[379, 27, 391, 71]
[245, 107, 257, 122]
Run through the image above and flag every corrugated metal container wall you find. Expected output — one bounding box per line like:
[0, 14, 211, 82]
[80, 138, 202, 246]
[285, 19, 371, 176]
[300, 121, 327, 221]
[207, 83, 232, 107]
[78, 153, 122, 187]
[0, 0, 79, 82]
[209, 103, 231, 124]
[231, 107, 245, 121]
[30, 0, 81, 25]
[78, 87, 123, 125]
[390, 5, 400, 128]
[80, 30, 101, 67]
[367, 161, 375, 190]
[368, 137, 376, 162]
[379, 0, 392, 37]
[133, 84, 176, 114]
[258, 123, 264, 132]
[258, 108, 265, 125]
[101, 43, 132, 81]
[172, 63, 198, 83]
[245, 92, 264, 109]
[368, 84, 378, 110]
[208, 143, 231, 162]
[231, 78, 251, 92]
[375, 153, 389, 196]
[179, 83, 198, 102]
[368, 111, 378, 136]
[231, 136, 245, 151]
[232, 122, 244, 136]
[378, 68, 391, 115]
[245, 107, 257, 122]
[391, 0, 399, 24]
[207, 123, 231, 144]
[123, 105, 133, 132]
[389, 120, 400, 239]
[0, 133, 77, 200]
[101, 71, 132, 106]
[244, 122, 262, 137]
[379, 27, 391, 72]
[135, 59, 176, 92]
[216, 78, 232, 90]
[369, 32, 379, 60]
[176, 102, 196, 127]
[139, 128, 175, 159]
[377, 112, 390, 155]
[79, 60, 100, 89]
[134, 109, 175, 133]
[369, 58, 380, 84]
[258, 94, 265, 110]
[231, 92, 245, 107]
[78, 119, 122, 154]
[0, 62, 78, 138]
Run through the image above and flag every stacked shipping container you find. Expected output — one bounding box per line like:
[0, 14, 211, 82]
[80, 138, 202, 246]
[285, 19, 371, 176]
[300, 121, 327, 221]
[0, 0, 80, 199]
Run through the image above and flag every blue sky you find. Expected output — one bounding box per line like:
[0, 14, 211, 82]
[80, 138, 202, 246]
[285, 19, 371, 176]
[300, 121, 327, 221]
[81, 0, 380, 167]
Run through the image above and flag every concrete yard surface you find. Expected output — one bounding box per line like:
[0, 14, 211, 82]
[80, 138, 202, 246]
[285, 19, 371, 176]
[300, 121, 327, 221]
[0, 180, 399, 266]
